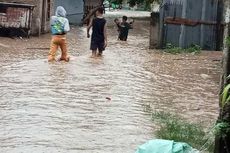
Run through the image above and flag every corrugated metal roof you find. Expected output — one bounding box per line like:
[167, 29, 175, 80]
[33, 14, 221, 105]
[0, 2, 35, 8]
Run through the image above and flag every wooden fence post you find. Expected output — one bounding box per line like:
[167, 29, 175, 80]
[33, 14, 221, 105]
[149, 12, 160, 49]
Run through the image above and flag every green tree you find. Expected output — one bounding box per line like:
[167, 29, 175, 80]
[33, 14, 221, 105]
[214, 0, 230, 152]
[104, 0, 161, 7]
[107, 0, 123, 5]
[126, 0, 161, 10]
[128, 0, 161, 7]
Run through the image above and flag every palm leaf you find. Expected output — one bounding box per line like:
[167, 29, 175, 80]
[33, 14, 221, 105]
[221, 84, 230, 108]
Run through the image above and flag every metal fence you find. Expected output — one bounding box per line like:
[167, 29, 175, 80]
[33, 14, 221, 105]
[159, 0, 223, 50]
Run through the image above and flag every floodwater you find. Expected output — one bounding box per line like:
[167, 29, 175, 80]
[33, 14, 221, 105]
[0, 19, 222, 153]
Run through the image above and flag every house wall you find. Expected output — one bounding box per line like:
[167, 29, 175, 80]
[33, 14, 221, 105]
[54, 0, 84, 24]
[83, 0, 103, 23]
[54, 0, 103, 25]
[41, 0, 55, 34]
[0, 6, 32, 29]
[0, 0, 54, 35]
[84, 0, 103, 6]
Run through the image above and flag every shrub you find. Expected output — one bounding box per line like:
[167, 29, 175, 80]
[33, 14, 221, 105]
[152, 111, 214, 152]
[164, 43, 201, 54]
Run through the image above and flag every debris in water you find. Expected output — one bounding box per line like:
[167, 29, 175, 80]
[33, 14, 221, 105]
[0, 43, 9, 48]
[106, 97, 111, 101]
[27, 47, 49, 50]
[200, 74, 210, 79]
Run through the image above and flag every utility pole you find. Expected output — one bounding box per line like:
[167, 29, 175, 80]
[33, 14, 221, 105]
[214, 0, 230, 152]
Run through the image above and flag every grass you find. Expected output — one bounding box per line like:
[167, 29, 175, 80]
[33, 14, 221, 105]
[152, 111, 214, 152]
[164, 43, 201, 54]
[226, 36, 230, 47]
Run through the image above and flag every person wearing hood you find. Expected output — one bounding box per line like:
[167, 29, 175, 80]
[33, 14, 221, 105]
[48, 6, 70, 62]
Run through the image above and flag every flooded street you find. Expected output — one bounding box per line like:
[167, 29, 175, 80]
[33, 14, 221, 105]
[0, 20, 222, 153]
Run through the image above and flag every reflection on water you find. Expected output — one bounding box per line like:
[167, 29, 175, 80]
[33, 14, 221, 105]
[0, 20, 221, 153]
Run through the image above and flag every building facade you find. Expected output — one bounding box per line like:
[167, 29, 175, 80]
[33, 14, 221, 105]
[83, 0, 103, 23]
[0, 0, 54, 35]
[54, 0, 103, 25]
[54, 0, 84, 25]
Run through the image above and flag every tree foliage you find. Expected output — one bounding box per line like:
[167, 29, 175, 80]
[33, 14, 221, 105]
[128, 0, 160, 7]
[106, 0, 161, 6]
[107, 0, 123, 4]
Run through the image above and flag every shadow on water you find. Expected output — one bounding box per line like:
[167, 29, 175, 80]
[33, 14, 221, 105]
[0, 19, 221, 152]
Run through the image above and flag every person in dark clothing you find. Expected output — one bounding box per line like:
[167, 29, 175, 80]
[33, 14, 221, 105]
[87, 7, 107, 57]
[118, 16, 134, 41]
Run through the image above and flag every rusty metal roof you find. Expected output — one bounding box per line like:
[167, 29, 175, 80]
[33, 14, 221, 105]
[0, 2, 35, 8]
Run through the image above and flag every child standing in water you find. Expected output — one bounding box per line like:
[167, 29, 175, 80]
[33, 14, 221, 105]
[117, 16, 134, 41]
[48, 6, 70, 62]
[87, 7, 107, 57]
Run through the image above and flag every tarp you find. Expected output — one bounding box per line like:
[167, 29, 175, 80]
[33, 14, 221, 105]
[135, 139, 200, 153]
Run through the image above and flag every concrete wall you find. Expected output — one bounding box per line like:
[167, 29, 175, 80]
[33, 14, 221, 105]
[0, 0, 54, 35]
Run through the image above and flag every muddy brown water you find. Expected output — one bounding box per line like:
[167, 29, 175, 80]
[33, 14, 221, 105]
[0, 20, 222, 153]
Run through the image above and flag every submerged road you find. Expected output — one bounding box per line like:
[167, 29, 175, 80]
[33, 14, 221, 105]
[0, 19, 221, 153]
